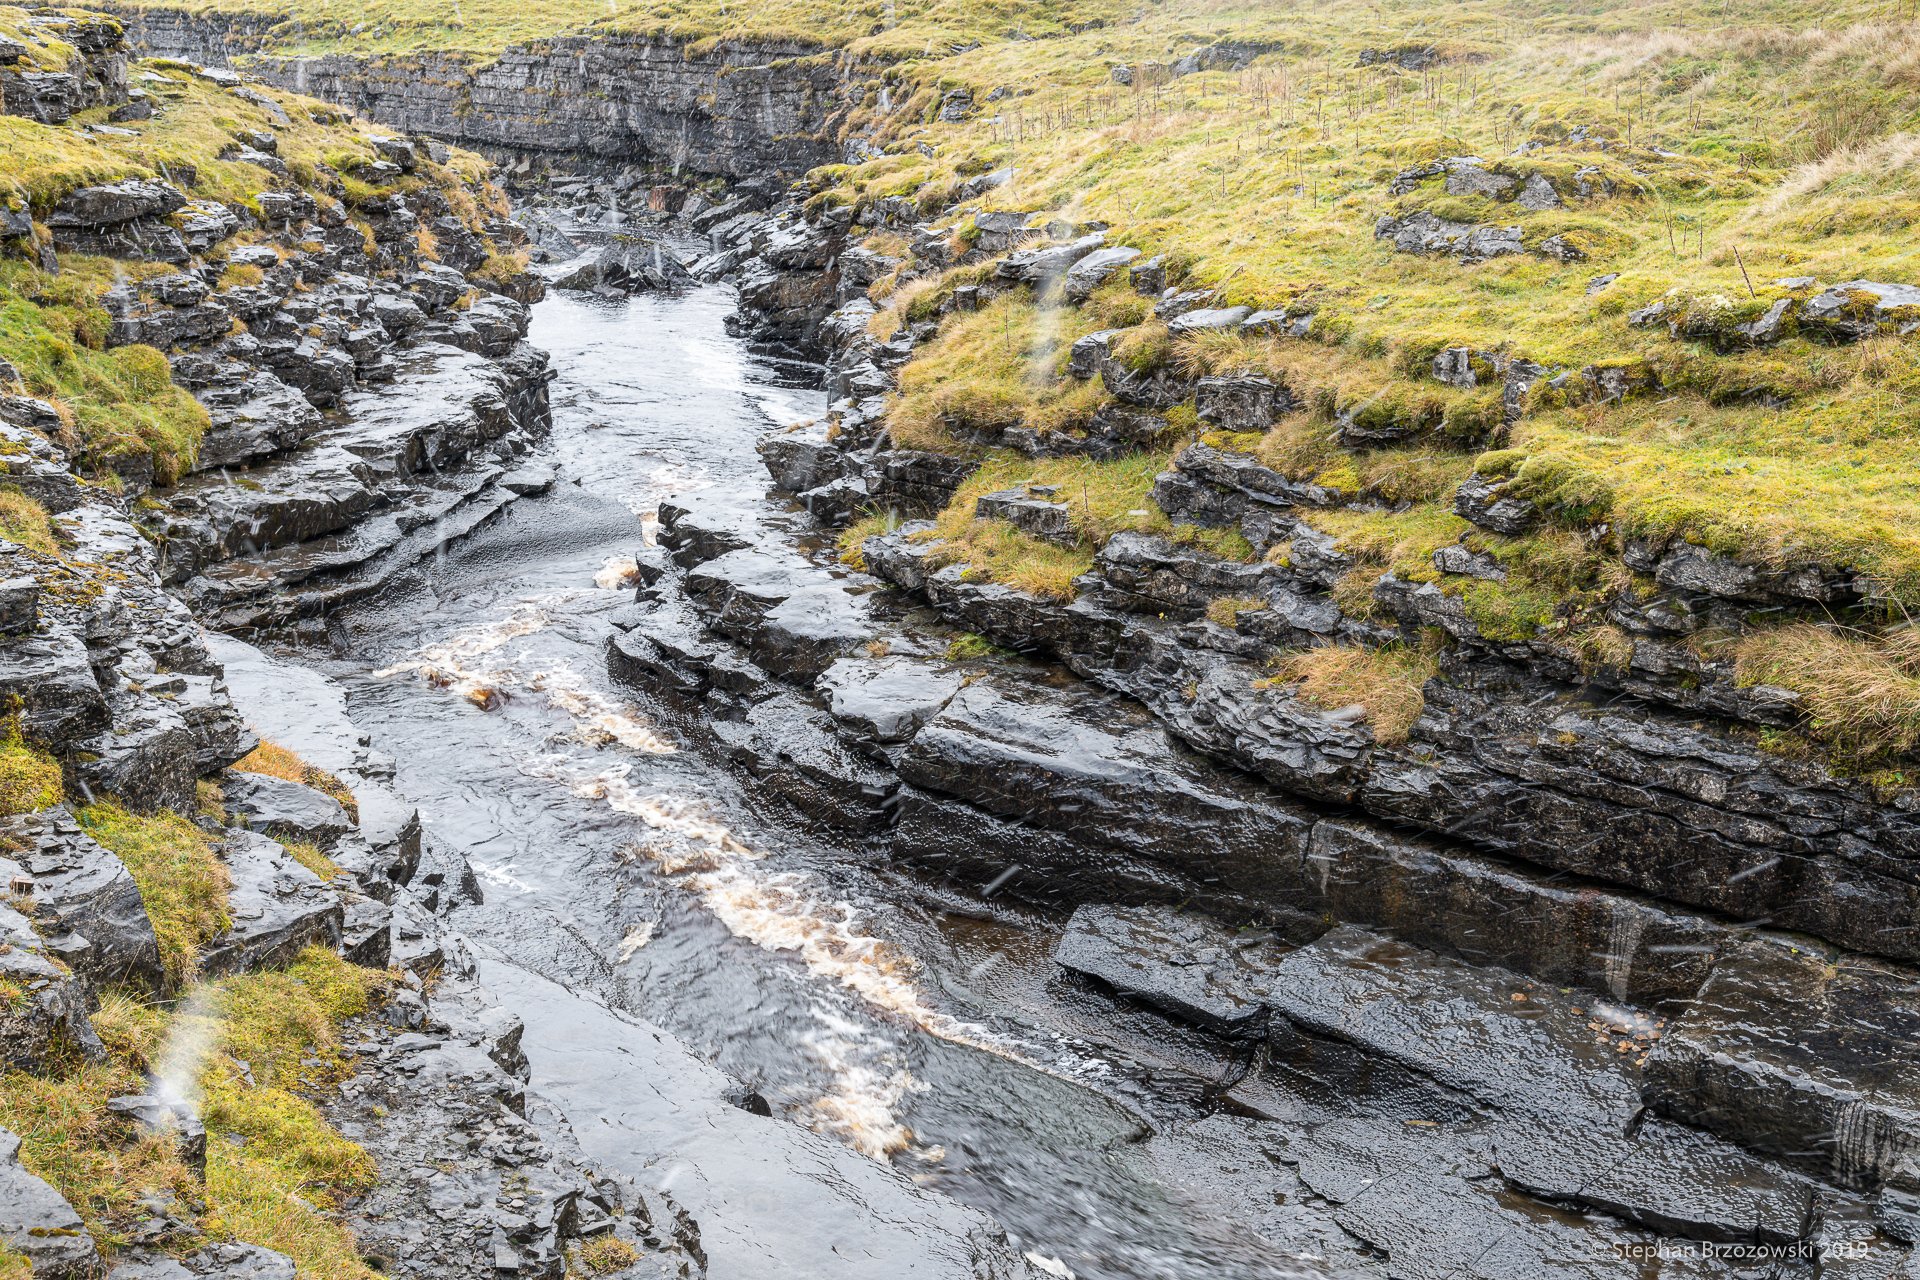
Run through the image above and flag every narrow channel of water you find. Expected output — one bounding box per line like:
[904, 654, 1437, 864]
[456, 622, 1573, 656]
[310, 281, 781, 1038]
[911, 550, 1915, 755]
[275, 286, 1319, 1279]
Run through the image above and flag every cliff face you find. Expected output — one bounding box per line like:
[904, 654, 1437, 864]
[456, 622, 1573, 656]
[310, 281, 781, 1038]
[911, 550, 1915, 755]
[107, 7, 851, 178]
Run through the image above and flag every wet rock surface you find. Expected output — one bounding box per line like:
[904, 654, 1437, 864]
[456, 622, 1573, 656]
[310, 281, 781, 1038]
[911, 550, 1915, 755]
[2, 806, 166, 990]
[604, 477, 1909, 1274]
[1644, 941, 1920, 1193]
[198, 829, 346, 975]
[1055, 905, 1280, 1037]
[0, 1127, 98, 1279]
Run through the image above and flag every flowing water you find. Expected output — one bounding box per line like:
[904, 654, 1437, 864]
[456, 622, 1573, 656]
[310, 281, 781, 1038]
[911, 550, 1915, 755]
[271, 287, 1321, 1279]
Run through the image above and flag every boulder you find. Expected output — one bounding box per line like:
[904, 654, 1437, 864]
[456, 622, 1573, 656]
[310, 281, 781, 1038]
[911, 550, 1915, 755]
[1444, 164, 1517, 200]
[896, 678, 1318, 912]
[0, 1128, 97, 1279]
[1802, 279, 1920, 341]
[973, 488, 1076, 546]
[3, 807, 164, 991]
[1517, 173, 1562, 210]
[1375, 212, 1522, 262]
[998, 233, 1106, 287]
[221, 769, 353, 847]
[1061, 245, 1140, 303]
[1167, 306, 1251, 336]
[342, 895, 393, 968]
[0, 897, 101, 1069]
[1452, 471, 1538, 534]
[1195, 375, 1282, 432]
[199, 831, 344, 976]
[46, 179, 184, 227]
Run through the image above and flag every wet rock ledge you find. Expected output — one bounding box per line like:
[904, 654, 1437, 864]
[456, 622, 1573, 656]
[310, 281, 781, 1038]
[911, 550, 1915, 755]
[599, 484, 1913, 1276]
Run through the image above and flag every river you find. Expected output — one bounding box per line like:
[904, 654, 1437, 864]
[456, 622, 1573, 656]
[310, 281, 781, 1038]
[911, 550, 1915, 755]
[225, 284, 1327, 1280]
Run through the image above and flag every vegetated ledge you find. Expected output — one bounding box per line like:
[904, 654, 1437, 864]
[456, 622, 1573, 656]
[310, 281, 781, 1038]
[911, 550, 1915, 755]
[604, 459, 1915, 1270]
[3, 10, 560, 635]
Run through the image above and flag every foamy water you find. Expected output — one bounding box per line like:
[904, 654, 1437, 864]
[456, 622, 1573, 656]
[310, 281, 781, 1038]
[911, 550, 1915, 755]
[376, 596, 674, 753]
[382, 594, 1092, 1166]
[595, 555, 642, 589]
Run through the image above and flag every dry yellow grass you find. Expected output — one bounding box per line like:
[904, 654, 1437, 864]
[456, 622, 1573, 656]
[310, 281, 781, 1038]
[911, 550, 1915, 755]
[1735, 624, 1920, 765]
[1267, 644, 1439, 745]
[233, 740, 359, 820]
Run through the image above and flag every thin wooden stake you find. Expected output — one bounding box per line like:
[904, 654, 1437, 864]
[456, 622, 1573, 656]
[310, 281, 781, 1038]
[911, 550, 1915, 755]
[1733, 245, 1756, 298]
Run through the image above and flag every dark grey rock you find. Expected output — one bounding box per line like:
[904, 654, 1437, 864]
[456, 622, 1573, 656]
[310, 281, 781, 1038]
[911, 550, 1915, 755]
[1268, 927, 1815, 1246]
[0, 1127, 97, 1279]
[184, 1243, 297, 1280]
[4, 806, 164, 991]
[0, 575, 36, 634]
[1444, 164, 1517, 200]
[1803, 279, 1920, 341]
[46, 178, 184, 227]
[1375, 212, 1523, 262]
[973, 488, 1076, 546]
[1645, 940, 1920, 1191]
[817, 657, 963, 743]
[222, 769, 353, 846]
[342, 895, 394, 968]
[1305, 821, 1726, 1009]
[897, 679, 1317, 914]
[1167, 306, 1251, 336]
[199, 830, 345, 976]
[1453, 471, 1538, 533]
[1195, 375, 1282, 432]
[1061, 245, 1140, 303]
[1055, 904, 1281, 1037]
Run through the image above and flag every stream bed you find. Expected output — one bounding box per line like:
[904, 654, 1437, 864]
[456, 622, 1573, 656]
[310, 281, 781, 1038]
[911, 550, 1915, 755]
[232, 285, 1328, 1280]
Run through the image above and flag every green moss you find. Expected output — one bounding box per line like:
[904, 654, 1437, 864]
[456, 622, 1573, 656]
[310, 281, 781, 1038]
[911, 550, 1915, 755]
[279, 838, 343, 882]
[836, 509, 902, 571]
[198, 951, 384, 1274]
[0, 721, 61, 817]
[0, 265, 210, 484]
[943, 632, 1005, 661]
[575, 1237, 640, 1274]
[0, 950, 388, 1274]
[888, 292, 1114, 451]
[76, 802, 229, 987]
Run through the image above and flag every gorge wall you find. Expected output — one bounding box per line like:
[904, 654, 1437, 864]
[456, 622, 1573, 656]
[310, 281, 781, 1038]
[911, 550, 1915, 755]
[105, 6, 854, 179]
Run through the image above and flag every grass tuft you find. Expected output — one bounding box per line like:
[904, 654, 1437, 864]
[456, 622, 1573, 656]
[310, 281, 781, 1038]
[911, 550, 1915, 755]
[76, 802, 229, 988]
[0, 719, 61, 818]
[1735, 625, 1920, 766]
[1266, 644, 1439, 745]
[233, 741, 359, 821]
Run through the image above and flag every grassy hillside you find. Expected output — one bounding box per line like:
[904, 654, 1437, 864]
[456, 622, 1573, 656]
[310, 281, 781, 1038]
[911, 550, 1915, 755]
[835, 0, 1920, 575]
[783, 0, 1920, 772]
[90, 0, 1920, 765]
